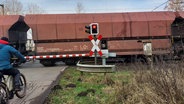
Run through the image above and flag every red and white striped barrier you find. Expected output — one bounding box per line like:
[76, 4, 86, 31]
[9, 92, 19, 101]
[88, 35, 103, 57]
[24, 53, 89, 59]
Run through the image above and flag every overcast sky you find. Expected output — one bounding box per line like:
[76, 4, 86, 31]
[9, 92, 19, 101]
[17, 0, 168, 14]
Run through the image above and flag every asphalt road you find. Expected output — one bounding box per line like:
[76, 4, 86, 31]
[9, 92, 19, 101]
[8, 61, 67, 104]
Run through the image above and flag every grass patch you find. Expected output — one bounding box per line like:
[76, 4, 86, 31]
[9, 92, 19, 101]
[45, 66, 133, 104]
[45, 61, 184, 104]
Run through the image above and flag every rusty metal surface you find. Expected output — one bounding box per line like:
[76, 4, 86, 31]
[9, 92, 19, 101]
[112, 13, 130, 37]
[36, 42, 92, 54]
[0, 15, 20, 37]
[24, 12, 175, 56]
[176, 11, 184, 17]
[128, 12, 175, 37]
[0, 12, 178, 56]
[34, 39, 170, 55]
[108, 39, 171, 55]
[24, 12, 176, 41]
[152, 39, 171, 49]
[24, 15, 37, 40]
[92, 14, 113, 38]
[109, 40, 142, 50]
[145, 12, 175, 36]
[75, 14, 94, 39]
[57, 14, 76, 39]
[37, 15, 57, 40]
[128, 12, 149, 37]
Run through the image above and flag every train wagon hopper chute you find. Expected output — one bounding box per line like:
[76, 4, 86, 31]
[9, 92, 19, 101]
[171, 17, 184, 37]
[171, 14, 184, 59]
[8, 16, 35, 55]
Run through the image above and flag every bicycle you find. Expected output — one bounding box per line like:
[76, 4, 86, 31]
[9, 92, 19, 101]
[0, 73, 27, 104]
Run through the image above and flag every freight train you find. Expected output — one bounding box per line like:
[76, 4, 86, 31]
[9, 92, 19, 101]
[0, 11, 184, 66]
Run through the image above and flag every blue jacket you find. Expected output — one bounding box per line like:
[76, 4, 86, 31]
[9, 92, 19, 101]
[0, 40, 26, 70]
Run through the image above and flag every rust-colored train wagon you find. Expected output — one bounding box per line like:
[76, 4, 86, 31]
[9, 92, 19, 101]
[1, 11, 184, 66]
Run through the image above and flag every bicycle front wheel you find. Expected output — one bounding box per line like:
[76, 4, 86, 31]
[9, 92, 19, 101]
[15, 73, 27, 98]
[0, 83, 9, 104]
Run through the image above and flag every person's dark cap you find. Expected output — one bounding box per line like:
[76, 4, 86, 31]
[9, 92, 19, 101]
[1, 37, 9, 42]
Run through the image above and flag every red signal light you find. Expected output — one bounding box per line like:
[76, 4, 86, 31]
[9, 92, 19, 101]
[91, 24, 98, 35]
[92, 25, 97, 29]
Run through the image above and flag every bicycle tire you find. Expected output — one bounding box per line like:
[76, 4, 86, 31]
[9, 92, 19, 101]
[0, 83, 9, 104]
[15, 73, 27, 98]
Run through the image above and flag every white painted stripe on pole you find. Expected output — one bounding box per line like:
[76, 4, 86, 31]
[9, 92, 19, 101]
[24, 53, 89, 59]
[56, 55, 60, 58]
[82, 54, 85, 56]
[62, 55, 66, 57]
[36, 56, 40, 58]
[29, 56, 33, 59]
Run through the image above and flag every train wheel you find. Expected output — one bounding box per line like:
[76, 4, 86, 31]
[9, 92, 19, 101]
[40, 60, 56, 66]
[65, 59, 78, 65]
[136, 56, 147, 64]
[178, 51, 184, 61]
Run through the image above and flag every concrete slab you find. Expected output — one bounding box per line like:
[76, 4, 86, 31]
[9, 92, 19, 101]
[8, 61, 67, 104]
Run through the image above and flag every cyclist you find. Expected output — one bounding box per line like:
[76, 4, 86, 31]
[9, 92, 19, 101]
[0, 37, 26, 91]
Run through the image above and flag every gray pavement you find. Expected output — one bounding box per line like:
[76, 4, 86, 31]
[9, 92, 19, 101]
[9, 61, 67, 104]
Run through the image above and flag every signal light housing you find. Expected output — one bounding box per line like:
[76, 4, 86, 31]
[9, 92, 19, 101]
[85, 25, 91, 34]
[91, 23, 99, 35]
[84, 23, 99, 35]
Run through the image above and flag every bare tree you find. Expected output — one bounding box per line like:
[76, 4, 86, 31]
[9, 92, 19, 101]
[26, 3, 45, 14]
[165, 0, 184, 11]
[3, 0, 23, 15]
[75, 2, 85, 13]
[0, 4, 4, 15]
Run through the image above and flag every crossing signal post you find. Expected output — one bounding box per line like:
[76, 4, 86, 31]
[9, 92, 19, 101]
[77, 22, 115, 73]
[85, 23, 100, 65]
